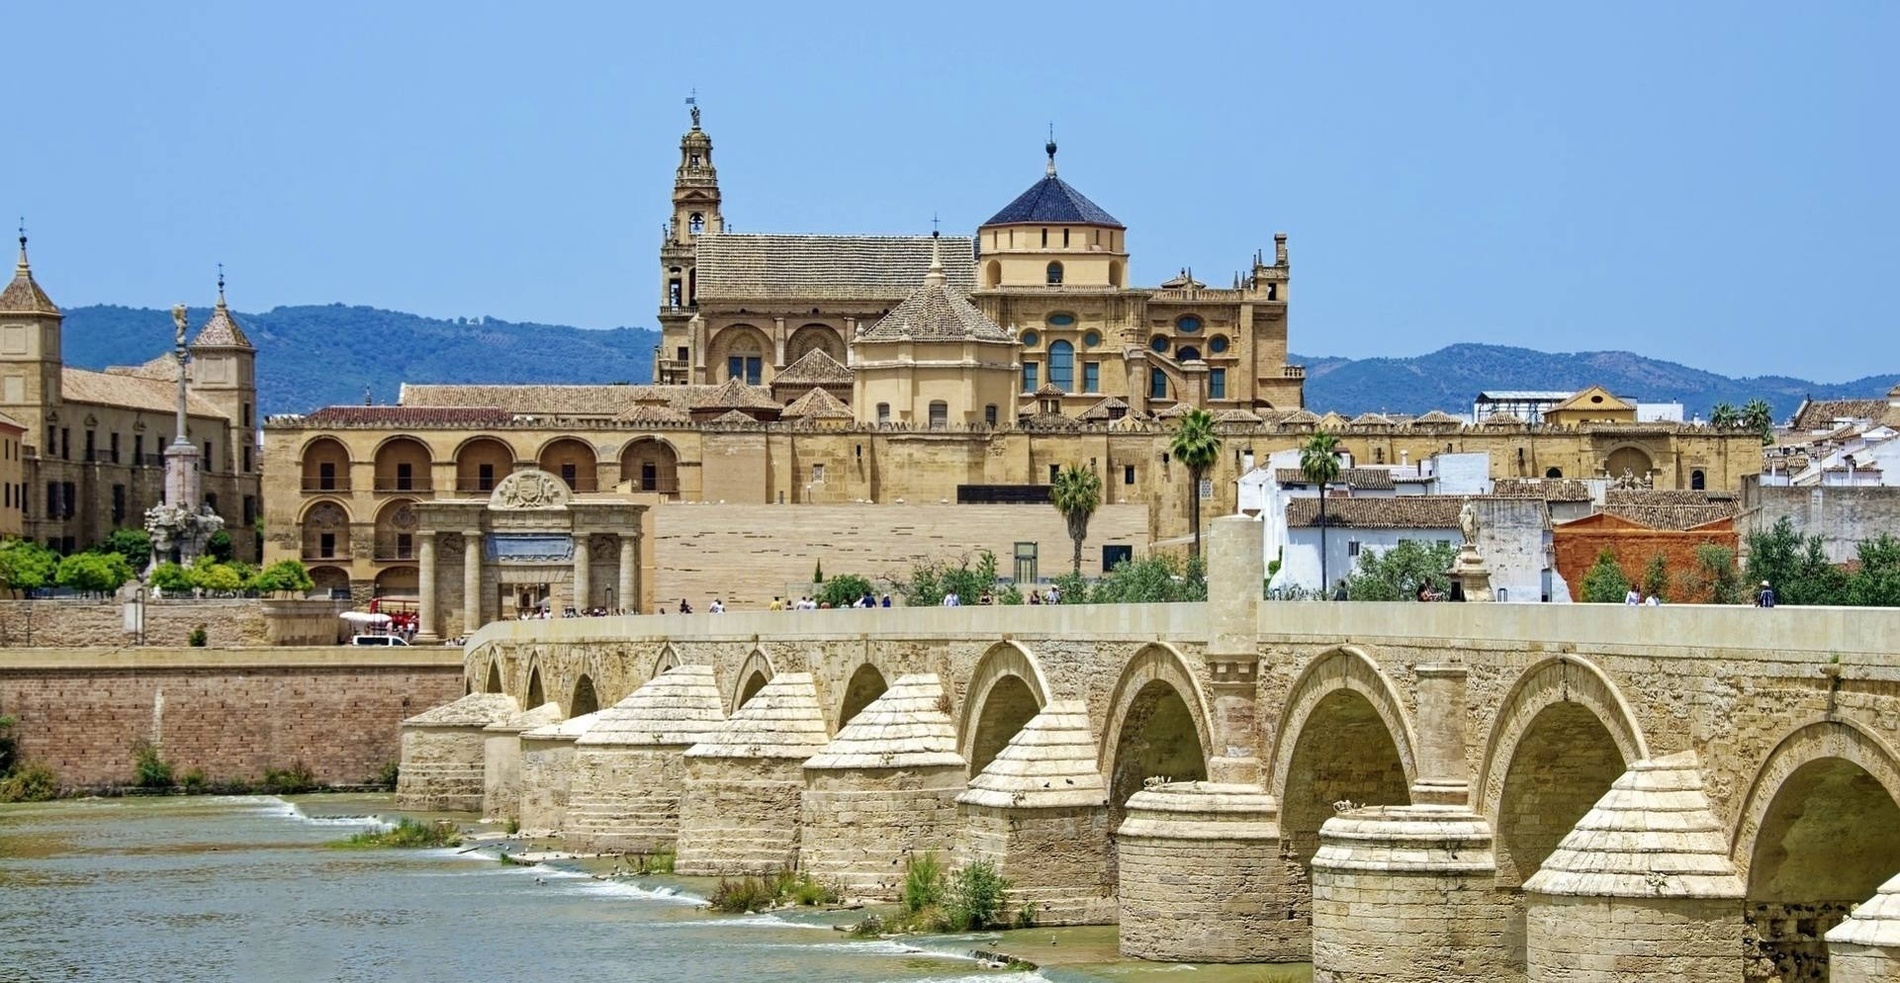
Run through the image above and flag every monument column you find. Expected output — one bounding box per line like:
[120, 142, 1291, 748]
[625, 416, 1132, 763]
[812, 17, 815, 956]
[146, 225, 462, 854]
[617, 532, 637, 614]
[415, 531, 438, 642]
[571, 531, 590, 613]
[1203, 513, 1265, 784]
[463, 529, 483, 633]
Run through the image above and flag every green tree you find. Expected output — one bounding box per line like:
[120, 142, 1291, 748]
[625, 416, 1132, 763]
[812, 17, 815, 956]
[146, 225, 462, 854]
[815, 574, 874, 608]
[1641, 553, 1670, 603]
[1300, 431, 1343, 592]
[55, 552, 134, 596]
[150, 561, 195, 594]
[1740, 398, 1776, 445]
[1168, 409, 1222, 558]
[1746, 517, 1848, 605]
[1847, 535, 1900, 607]
[101, 528, 153, 571]
[191, 562, 245, 595]
[1709, 402, 1740, 428]
[1050, 464, 1102, 576]
[1090, 553, 1206, 604]
[205, 529, 235, 563]
[1684, 544, 1743, 604]
[0, 539, 59, 597]
[897, 552, 999, 606]
[1343, 540, 1457, 601]
[1580, 548, 1632, 603]
[250, 559, 315, 597]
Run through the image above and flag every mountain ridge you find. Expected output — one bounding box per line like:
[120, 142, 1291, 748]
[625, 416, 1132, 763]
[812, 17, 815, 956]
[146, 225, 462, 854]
[56, 305, 1895, 421]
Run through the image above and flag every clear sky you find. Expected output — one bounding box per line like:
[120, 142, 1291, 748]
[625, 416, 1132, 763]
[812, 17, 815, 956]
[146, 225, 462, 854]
[5, 1, 1893, 380]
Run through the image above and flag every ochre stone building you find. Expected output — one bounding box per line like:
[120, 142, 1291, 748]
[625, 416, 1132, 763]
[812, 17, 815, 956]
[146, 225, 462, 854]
[0, 237, 260, 558]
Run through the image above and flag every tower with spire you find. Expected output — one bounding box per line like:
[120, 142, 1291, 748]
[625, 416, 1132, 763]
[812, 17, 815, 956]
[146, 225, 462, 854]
[655, 101, 724, 385]
[188, 267, 259, 501]
[0, 227, 65, 440]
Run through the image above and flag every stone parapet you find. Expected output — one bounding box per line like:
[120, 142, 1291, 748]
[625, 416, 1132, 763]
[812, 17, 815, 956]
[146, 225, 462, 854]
[1117, 782, 1300, 963]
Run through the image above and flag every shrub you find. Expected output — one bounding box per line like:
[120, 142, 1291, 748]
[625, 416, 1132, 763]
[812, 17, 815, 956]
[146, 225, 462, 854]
[181, 768, 207, 792]
[901, 851, 944, 913]
[941, 860, 1011, 931]
[334, 818, 461, 849]
[709, 875, 778, 913]
[628, 848, 676, 874]
[1049, 571, 1090, 604]
[132, 740, 174, 788]
[190, 561, 246, 595]
[251, 559, 315, 597]
[102, 528, 153, 571]
[205, 529, 234, 563]
[0, 713, 17, 776]
[0, 538, 59, 596]
[55, 551, 135, 596]
[188, 624, 208, 647]
[848, 913, 885, 938]
[791, 873, 841, 907]
[1014, 902, 1038, 929]
[815, 573, 873, 609]
[150, 562, 194, 594]
[371, 761, 400, 788]
[1343, 540, 1457, 601]
[1641, 553, 1670, 603]
[261, 762, 317, 793]
[1580, 548, 1631, 603]
[0, 762, 58, 802]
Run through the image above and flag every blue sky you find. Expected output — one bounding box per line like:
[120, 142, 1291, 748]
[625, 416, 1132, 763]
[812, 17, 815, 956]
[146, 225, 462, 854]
[5, 1, 1893, 380]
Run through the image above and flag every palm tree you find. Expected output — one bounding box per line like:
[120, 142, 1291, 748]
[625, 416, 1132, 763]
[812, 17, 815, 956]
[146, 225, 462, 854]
[1300, 431, 1343, 594]
[1709, 402, 1740, 429]
[1051, 464, 1103, 576]
[1741, 398, 1775, 446]
[1169, 408, 1222, 558]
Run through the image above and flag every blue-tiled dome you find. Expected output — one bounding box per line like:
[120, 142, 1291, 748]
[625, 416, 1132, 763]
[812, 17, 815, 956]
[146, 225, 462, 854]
[983, 174, 1123, 229]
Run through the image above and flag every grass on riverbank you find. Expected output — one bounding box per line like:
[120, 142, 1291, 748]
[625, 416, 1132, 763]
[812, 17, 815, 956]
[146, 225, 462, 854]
[329, 818, 462, 849]
[848, 853, 1023, 936]
[708, 865, 843, 913]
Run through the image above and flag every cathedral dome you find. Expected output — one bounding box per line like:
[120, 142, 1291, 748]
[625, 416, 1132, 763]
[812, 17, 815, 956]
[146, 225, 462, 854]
[981, 140, 1123, 229]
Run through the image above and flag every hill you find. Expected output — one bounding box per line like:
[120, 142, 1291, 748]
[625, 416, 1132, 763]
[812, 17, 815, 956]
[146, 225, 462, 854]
[56, 306, 1892, 422]
[1294, 343, 1897, 423]
[61, 304, 660, 416]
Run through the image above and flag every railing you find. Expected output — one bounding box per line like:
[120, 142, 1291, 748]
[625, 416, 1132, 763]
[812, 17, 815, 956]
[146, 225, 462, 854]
[1283, 365, 1306, 379]
[302, 477, 352, 493]
[372, 476, 433, 493]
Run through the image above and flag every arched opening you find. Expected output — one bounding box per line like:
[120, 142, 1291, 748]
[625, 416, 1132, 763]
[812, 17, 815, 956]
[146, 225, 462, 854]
[1045, 261, 1064, 285]
[306, 565, 349, 597]
[1544, 467, 1563, 478]
[711, 325, 768, 386]
[1495, 703, 1625, 886]
[985, 260, 1001, 289]
[968, 675, 1039, 778]
[1737, 723, 1900, 982]
[737, 671, 768, 709]
[373, 436, 433, 493]
[689, 212, 704, 235]
[455, 437, 515, 494]
[372, 498, 419, 561]
[570, 674, 599, 717]
[1107, 680, 1207, 830]
[1108, 260, 1122, 288]
[374, 566, 418, 601]
[1279, 689, 1410, 931]
[1606, 446, 1653, 480]
[837, 664, 888, 729]
[786, 323, 845, 365]
[485, 662, 503, 694]
[300, 436, 352, 493]
[526, 667, 545, 708]
[1692, 469, 1707, 490]
[538, 438, 597, 493]
[299, 500, 351, 562]
[620, 438, 680, 495]
[1048, 340, 1075, 392]
[1176, 346, 1202, 363]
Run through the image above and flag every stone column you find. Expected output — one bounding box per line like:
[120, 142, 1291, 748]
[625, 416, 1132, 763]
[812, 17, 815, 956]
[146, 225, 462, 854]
[1410, 665, 1470, 807]
[571, 532, 590, 613]
[617, 534, 637, 615]
[1204, 514, 1264, 784]
[463, 530, 483, 633]
[415, 531, 439, 642]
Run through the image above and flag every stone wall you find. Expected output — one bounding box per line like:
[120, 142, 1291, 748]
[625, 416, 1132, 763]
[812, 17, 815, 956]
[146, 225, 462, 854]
[0, 598, 271, 648]
[1741, 479, 1900, 563]
[0, 646, 462, 788]
[1551, 519, 1737, 601]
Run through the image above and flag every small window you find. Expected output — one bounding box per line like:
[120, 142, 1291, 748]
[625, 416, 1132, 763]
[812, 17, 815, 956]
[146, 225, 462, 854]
[1545, 467, 1563, 479]
[396, 462, 413, 491]
[1022, 362, 1039, 392]
[1040, 228, 1048, 247]
[1082, 330, 1101, 347]
[1691, 469, 1706, 490]
[1047, 313, 1075, 327]
[1123, 464, 1135, 485]
[1209, 335, 1230, 354]
[1062, 228, 1070, 247]
[811, 463, 825, 483]
[689, 213, 704, 234]
[1021, 330, 1040, 347]
[984, 404, 998, 427]
[876, 402, 891, 424]
[478, 463, 495, 491]
[1045, 261, 1063, 285]
[1150, 369, 1168, 400]
[1150, 335, 1170, 354]
[1082, 362, 1100, 393]
[1267, 283, 1279, 300]
[1176, 315, 1202, 334]
[1348, 540, 1361, 557]
[1210, 368, 1226, 399]
[1177, 346, 1202, 362]
[928, 401, 948, 429]
[1049, 464, 1060, 483]
[560, 463, 577, 490]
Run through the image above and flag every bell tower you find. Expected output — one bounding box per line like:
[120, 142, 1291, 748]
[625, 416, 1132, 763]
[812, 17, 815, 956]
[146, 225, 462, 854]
[655, 101, 723, 384]
[0, 228, 64, 444]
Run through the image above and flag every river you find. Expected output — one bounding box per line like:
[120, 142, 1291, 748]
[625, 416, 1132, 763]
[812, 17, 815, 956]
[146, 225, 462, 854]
[0, 795, 1301, 983]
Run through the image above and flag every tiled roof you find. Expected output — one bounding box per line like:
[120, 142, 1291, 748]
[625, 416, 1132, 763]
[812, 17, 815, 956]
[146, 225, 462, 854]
[617, 402, 692, 424]
[696, 376, 781, 410]
[1350, 412, 1393, 427]
[1157, 270, 1205, 289]
[1274, 467, 1397, 490]
[1156, 403, 1194, 419]
[804, 674, 963, 771]
[403, 383, 689, 416]
[1079, 395, 1128, 421]
[1022, 410, 1082, 431]
[779, 387, 853, 420]
[1605, 489, 1733, 506]
[956, 701, 1106, 809]
[191, 296, 253, 349]
[0, 241, 58, 315]
[61, 368, 226, 419]
[1215, 408, 1264, 425]
[1286, 495, 1466, 530]
[299, 405, 517, 428]
[1032, 382, 1066, 398]
[983, 175, 1123, 228]
[707, 408, 759, 425]
[1480, 412, 1524, 426]
[695, 233, 976, 300]
[773, 348, 853, 386]
[1317, 411, 1352, 429]
[1414, 410, 1464, 425]
[0, 411, 24, 432]
[1281, 408, 1321, 425]
[857, 274, 1013, 343]
[1493, 477, 1593, 502]
[1601, 503, 1738, 531]
[1792, 398, 1898, 431]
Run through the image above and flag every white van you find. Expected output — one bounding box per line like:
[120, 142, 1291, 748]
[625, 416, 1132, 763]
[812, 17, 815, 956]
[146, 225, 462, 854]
[350, 634, 410, 646]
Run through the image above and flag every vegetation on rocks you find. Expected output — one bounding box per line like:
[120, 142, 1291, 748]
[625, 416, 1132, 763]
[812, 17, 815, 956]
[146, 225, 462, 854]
[708, 866, 841, 913]
[853, 853, 1017, 935]
[333, 818, 462, 849]
[0, 715, 58, 802]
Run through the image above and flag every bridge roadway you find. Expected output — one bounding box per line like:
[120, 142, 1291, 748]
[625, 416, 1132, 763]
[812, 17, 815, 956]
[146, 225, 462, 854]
[443, 517, 1900, 982]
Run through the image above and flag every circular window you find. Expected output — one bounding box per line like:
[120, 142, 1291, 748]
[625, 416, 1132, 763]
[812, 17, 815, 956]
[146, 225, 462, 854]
[1176, 315, 1203, 334]
[1021, 330, 1040, 347]
[1149, 335, 1170, 354]
[1209, 335, 1229, 354]
[1047, 313, 1076, 327]
[1082, 331, 1102, 348]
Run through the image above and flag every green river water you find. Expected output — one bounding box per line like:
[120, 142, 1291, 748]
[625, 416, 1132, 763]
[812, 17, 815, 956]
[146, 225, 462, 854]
[0, 795, 1304, 983]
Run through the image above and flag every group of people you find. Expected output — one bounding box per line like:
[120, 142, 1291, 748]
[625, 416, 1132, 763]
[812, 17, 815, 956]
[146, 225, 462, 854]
[762, 594, 895, 611]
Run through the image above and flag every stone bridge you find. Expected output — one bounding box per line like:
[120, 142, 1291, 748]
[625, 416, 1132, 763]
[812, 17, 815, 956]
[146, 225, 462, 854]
[403, 517, 1900, 983]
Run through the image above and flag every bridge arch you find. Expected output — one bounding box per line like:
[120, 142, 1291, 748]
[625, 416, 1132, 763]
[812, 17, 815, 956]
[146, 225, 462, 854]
[524, 663, 545, 708]
[1268, 646, 1417, 936]
[956, 641, 1053, 778]
[1478, 654, 1648, 888]
[835, 663, 889, 731]
[1732, 716, 1900, 976]
[570, 673, 600, 717]
[731, 649, 775, 712]
[652, 644, 680, 681]
[1099, 643, 1213, 820]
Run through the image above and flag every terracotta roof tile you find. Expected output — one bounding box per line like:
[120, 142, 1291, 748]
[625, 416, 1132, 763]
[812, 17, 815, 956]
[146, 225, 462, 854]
[858, 277, 1013, 343]
[190, 298, 253, 349]
[299, 405, 516, 427]
[0, 243, 57, 315]
[1493, 477, 1593, 502]
[61, 368, 225, 419]
[696, 233, 976, 300]
[773, 348, 853, 385]
[693, 377, 780, 410]
[1286, 495, 1467, 529]
[1274, 467, 1396, 490]
[779, 387, 853, 419]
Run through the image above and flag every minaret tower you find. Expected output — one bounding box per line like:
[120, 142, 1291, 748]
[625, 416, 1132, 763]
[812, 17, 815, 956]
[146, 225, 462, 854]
[655, 100, 724, 384]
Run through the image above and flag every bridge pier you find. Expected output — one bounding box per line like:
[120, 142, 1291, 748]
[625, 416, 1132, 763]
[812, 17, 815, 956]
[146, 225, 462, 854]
[1117, 782, 1298, 962]
[675, 673, 829, 876]
[396, 692, 520, 812]
[517, 710, 597, 836]
[1827, 873, 1900, 982]
[481, 701, 562, 823]
[565, 666, 726, 854]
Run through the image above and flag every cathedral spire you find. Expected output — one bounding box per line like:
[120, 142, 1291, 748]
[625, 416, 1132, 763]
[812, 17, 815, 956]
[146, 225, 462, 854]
[924, 225, 946, 286]
[1045, 125, 1058, 177]
[16, 220, 29, 275]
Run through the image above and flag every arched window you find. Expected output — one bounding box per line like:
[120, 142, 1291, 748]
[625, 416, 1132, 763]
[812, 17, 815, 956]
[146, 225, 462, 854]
[984, 260, 1001, 288]
[1177, 346, 1202, 363]
[1545, 467, 1564, 479]
[1046, 261, 1063, 285]
[1150, 369, 1168, 400]
[1048, 340, 1075, 392]
[1691, 469, 1706, 490]
[1108, 260, 1123, 288]
[689, 213, 704, 235]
